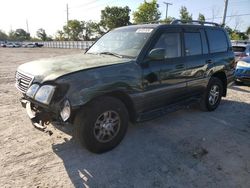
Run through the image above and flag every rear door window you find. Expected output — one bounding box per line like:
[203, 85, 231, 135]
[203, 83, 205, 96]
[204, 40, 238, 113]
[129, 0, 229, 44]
[206, 29, 228, 53]
[184, 32, 202, 56]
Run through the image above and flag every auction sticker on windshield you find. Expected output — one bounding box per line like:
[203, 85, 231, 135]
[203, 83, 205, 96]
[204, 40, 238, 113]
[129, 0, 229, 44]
[136, 28, 153, 33]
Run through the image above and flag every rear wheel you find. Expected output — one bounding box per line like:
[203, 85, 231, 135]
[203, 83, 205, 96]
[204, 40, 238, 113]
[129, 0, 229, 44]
[200, 77, 223, 111]
[74, 96, 128, 153]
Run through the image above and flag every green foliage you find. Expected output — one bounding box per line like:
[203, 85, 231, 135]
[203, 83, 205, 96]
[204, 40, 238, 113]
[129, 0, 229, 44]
[225, 25, 248, 40]
[82, 21, 103, 40]
[180, 6, 192, 21]
[36, 28, 47, 41]
[0, 30, 8, 41]
[55, 30, 66, 41]
[160, 16, 175, 24]
[198, 13, 205, 22]
[63, 19, 83, 41]
[246, 26, 250, 35]
[100, 6, 130, 30]
[133, 0, 161, 23]
[8, 29, 31, 41]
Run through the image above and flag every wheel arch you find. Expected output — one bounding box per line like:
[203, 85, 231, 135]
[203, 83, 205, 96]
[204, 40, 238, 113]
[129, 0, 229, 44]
[77, 90, 137, 122]
[103, 91, 137, 122]
[211, 71, 227, 96]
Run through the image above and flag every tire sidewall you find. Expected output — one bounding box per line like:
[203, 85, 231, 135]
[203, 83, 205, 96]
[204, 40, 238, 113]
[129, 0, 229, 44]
[76, 96, 128, 153]
[205, 77, 223, 111]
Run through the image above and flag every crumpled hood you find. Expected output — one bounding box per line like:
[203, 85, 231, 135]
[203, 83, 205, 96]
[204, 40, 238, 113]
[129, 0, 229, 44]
[17, 53, 130, 83]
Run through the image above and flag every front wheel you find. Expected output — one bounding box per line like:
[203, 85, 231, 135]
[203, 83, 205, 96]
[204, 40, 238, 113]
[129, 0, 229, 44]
[74, 96, 129, 153]
[200, 77, 223, 111]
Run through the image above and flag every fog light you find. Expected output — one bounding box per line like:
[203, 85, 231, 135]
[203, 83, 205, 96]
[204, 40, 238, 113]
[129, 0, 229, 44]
[60, 100, 71, 122]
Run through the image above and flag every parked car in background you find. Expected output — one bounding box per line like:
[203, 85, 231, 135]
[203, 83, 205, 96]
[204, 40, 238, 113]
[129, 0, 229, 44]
[232, 43, 250, 61]
[23, 42, 44, 48]
[234, 56, 250, 84]
[6, 42, 21, 48]
[23, 43, 36, 48]
[0, 43, 7, 47]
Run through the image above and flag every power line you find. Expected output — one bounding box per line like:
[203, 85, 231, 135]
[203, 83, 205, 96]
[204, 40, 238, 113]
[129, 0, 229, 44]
[206, 13, 250, 20]
[68, 0, 117, 16]
[69, 0, 102, 9]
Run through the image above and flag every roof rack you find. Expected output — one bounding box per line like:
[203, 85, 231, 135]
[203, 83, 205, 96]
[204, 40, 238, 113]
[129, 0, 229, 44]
[170, 19, 220, 27]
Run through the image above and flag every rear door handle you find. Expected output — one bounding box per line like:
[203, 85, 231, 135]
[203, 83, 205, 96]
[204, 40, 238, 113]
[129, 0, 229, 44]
[206, 59, 213, 64]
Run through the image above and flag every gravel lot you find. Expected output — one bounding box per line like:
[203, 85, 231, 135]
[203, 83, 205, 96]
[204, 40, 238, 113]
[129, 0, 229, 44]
[0, 48, 250, 188]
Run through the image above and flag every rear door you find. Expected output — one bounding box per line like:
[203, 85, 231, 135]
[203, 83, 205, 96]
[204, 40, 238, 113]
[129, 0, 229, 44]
[183, 27, 210, 95]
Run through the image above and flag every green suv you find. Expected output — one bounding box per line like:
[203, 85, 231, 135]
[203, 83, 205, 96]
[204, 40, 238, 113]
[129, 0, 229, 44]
[15, 20, 235, 153]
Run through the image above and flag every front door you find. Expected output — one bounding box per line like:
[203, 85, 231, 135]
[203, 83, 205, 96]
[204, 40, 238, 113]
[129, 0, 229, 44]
[141, 29, 187, 111]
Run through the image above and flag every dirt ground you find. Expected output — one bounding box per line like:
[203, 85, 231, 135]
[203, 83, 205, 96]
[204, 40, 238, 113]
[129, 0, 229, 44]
[0, 48, 250, 188]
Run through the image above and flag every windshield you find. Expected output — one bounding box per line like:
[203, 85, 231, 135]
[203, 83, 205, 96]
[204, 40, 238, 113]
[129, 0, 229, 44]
[87, 27, 154, 58]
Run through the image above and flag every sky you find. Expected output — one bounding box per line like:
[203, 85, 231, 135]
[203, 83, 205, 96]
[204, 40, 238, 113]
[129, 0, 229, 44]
[0, 0, 249, 37]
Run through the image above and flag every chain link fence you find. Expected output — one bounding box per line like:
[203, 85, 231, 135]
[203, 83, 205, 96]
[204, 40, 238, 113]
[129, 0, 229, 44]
[34, 41, 95, 49]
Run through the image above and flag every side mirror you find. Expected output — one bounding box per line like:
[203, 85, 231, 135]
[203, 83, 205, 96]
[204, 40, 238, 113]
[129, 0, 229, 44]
[148, 48, 165, 60]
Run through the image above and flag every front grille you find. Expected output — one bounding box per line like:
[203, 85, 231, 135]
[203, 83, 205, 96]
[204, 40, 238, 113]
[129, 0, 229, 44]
[15, 71, 34, 93]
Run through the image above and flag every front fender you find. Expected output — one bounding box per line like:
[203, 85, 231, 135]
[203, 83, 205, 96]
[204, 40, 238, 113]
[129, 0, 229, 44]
[56, 62, 142, 108]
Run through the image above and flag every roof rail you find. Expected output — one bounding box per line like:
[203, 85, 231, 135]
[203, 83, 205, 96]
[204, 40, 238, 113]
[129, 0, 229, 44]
[170, 19, 220, 27]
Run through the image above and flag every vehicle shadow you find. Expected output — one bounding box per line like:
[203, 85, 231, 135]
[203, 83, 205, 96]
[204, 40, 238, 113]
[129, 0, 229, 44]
[230, 84, 250, 93]
[52, 99, 250, 188]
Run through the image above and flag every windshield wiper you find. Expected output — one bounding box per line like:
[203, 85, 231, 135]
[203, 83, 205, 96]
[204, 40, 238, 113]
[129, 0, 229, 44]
[99, 51, 123, 58]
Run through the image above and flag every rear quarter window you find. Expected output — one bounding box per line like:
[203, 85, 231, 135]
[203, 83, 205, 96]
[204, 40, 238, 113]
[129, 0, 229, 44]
[232, 46, 246, 52]
[206, 29, 228, 53]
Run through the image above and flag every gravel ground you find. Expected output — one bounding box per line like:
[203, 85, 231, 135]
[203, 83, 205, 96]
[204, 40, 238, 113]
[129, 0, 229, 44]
[0, 48, 250, 188]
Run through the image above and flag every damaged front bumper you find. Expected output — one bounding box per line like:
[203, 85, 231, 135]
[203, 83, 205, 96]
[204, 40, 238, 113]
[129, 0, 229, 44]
[20, 98, 55, 130]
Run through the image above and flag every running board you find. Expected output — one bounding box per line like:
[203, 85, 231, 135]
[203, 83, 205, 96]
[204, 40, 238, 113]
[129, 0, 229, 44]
[136, 98, 199, 122]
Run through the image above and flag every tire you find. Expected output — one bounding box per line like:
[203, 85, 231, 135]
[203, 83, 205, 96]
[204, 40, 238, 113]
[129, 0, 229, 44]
[200, 77, 223, 111]
[74, 96, 129, 153]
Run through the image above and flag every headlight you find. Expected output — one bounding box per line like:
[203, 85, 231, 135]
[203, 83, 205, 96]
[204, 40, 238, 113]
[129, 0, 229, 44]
[237, 61, 250, 68]
[26, 84, 39, 98]
[35, 85, 56, 105]
[60, 100, 71, 122]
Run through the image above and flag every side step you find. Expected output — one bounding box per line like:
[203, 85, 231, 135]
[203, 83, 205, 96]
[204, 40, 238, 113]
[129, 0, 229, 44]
[136, 98, 199, 122]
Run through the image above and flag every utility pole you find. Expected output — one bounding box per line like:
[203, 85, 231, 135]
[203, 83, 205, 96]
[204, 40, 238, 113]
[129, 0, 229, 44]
[26, 19, 29, 33]
[163, 2, 173, 19]
[66, 4, 69, 25]
[66, 3, 69, 39]
[222, 0, 228, 26]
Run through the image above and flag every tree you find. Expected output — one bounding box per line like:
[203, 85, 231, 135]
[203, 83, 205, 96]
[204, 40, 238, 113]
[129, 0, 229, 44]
[198, 13, 205, 22]
[160, 16, 175, 24]
[247, 26, 250, 35]
[63, 19, 83, 41]
[133, 0, 161, 24]
[36, 28, 47, 41]
[100, 6, 130, 30]
[55, 30, 66, 41]
[82, 21, 103, 40]
[179, 6, 192, 22]
[0, 30, 8, 41]
[9, 29, 30, 41]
